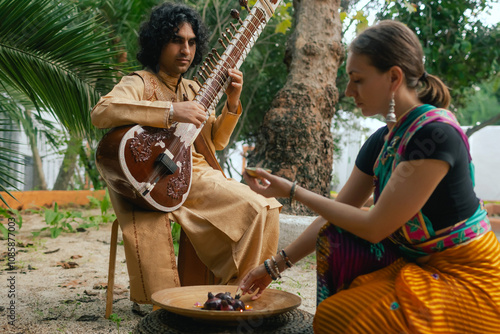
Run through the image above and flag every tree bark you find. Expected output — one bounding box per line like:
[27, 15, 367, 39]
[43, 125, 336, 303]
[25, 110, 47, 191]
[27, 131, 47, 190]
[53, 136, 81, 190]
[247, 0, 344, 215]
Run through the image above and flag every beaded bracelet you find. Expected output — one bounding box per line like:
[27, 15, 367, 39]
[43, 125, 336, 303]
[264, 259, 278, 280]
[271, 256, 282, 279]
[280, 249, 293, 268]
[267, 259, 280, 280]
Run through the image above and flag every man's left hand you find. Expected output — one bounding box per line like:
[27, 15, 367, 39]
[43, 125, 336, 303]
[225, 68, 243, 113]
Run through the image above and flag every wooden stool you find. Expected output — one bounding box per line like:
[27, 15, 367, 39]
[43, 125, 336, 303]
[105, 219, 218, 318]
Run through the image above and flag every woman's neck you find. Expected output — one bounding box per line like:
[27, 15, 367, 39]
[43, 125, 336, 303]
[387, 91, 422, 130]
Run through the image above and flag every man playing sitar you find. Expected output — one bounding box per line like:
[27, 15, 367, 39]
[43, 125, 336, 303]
[91, 2, 281, 306]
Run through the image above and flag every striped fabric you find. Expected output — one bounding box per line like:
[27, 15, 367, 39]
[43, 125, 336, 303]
[313, 231, 500, 333]
[316, 223, 400, 304]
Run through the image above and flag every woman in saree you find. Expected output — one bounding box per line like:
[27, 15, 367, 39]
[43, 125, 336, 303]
[238, 20, 500, 333]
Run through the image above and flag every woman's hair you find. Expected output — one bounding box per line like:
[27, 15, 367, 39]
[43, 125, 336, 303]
[349, 20, 450, 108]
[137, 2, 210, 72]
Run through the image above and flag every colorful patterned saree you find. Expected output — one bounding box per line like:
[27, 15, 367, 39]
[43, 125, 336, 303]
[314, 105, 500, 333]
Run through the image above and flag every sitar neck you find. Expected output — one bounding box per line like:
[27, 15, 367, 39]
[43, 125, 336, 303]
[194, 0, 282, 111]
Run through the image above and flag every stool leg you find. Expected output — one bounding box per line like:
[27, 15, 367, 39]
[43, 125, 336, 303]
[105, 219, 119, 319]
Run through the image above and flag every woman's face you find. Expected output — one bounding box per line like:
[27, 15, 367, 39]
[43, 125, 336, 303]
[345, 53, 392, 118]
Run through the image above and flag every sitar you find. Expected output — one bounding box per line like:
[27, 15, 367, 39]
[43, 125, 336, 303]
[95, 0, 282, 212]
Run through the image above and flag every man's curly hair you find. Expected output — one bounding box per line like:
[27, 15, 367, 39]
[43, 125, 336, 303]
[137, 2, 209, 72]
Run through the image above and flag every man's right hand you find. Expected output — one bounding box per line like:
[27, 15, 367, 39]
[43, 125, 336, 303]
[171, 101, 207, 128]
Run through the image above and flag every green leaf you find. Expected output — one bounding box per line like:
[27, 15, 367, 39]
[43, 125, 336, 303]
[340, 12, 348, 22]
[50, 227, 62, 239]
[356, 20, 369, 34]
[0, 224, 8, 240]
[87, 196, 101, 209]
[353, 10, 366, 21]
[275, 20, 292, 34]
[403, 1, 417, 13]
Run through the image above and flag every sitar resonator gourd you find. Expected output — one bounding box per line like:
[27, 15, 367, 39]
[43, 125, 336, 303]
[95, 0, 282, 212]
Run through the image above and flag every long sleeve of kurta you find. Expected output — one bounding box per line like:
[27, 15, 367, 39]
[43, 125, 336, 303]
[91, 75, 171, 129]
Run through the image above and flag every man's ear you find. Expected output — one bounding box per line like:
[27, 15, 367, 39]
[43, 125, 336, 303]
[389, 66, 404, 92]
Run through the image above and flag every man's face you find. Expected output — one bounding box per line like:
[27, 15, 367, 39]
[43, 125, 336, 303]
[159, 22, 196, 77]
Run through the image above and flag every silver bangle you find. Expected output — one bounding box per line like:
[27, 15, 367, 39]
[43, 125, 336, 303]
[168, 104, 175, 124]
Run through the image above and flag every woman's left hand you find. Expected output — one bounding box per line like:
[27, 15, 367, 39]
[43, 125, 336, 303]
[243, 168, 293, 199]
[225, 68, 243, 113]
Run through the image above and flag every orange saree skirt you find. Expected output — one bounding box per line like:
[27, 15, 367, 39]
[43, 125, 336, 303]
[314, 231, 500, 333]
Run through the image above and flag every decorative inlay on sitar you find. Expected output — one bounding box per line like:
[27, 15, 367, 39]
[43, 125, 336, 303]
[96, 0, 283, 212]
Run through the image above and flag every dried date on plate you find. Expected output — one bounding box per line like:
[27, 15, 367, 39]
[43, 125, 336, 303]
[202, 292, 246, 311]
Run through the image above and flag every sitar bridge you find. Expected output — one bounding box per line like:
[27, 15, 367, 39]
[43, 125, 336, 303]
[156, 152, 179, 175]
[141, 152, 178, 196]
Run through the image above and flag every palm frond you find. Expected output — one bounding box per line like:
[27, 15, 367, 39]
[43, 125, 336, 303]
[0, 0, 126, 139]
[0, 109, 23, 206]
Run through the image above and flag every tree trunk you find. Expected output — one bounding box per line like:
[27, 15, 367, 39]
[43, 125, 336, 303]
[53, 136, 81, 190]
[80, 144, 104, 190]
[247, 0, 344, 215]
[27, 131, 47, 190]
[25, 110, 47, 191]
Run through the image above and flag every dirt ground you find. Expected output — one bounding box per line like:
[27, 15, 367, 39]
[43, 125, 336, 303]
[0, 209, 317, 334]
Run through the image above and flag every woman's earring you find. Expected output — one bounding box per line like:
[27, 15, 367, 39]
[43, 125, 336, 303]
[386, 93, 397, 123]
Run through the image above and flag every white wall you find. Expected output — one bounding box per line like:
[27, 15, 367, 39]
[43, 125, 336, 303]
[331, 122, 500, 201]
[332, 115, 385, 192]
[468, 126, 500, 201]
[11, 112, 66, 190]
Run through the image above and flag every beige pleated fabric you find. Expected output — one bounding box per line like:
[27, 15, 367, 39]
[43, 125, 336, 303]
[92, 70, 281, 304]
[313, 231, 500, 333]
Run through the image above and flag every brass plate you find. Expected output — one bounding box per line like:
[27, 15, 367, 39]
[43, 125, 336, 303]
[151, 285, 301, 322]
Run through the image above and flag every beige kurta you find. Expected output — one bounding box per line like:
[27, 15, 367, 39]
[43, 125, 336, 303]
[92, 70, 281, 304]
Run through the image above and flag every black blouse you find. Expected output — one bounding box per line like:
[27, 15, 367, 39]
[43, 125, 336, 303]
[355, 122, 479, 230]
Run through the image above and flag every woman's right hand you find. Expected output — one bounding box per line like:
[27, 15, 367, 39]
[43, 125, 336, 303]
[243, 168, 293, 199]
[238, 263, 273, 300]
[171, 101, 207, 128]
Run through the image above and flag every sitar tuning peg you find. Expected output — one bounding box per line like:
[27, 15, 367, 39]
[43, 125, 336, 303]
[188, 83, 198, 95]
[222, 32, 231, 45]
[201, 66, 211, 78]
[218, 38, 227, 49]
[230, 9, 244, 25]
[230, 22, 238, 33]
[212, 48, 222, 61]
[225, 28, 234, 40]
[239, 0, 251, 13]
[207, 53, 217, 68]
[198, 70, 207, 81]
[204, 62, 213, 73]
